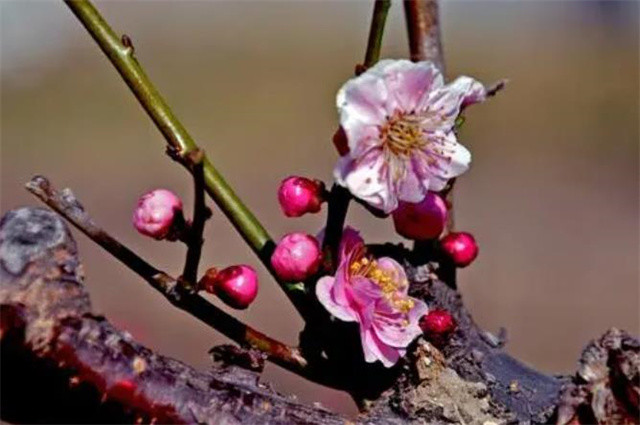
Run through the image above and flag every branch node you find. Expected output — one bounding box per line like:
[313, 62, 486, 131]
[209, 344, 267, 374]
[121, 34, 134, 55]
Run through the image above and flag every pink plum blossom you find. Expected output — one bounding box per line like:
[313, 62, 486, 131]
[316, 227, 428, 367]
[334, 59, 486, 214]
[271, 232, 322, 281]
[132, 189, 183, 240]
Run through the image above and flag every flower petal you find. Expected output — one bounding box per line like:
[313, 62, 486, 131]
[396, 164, 427, 204]
[337, 72, 391, 154]
[376, 257, 409, 293]
[426, 131, 471, 180]
[378, 60, 444, 113]
[373, 296, 428, 348]
[316, 276, 357, 322]
[335, 149, 398, 214]
[409, 131, 471, 192]
[337, 72, 388, 124]
[373, 315, 421, 348]
[407, 297, 429, 323]
[421, 76, 486, 130]
[351, 275, 383, 306]
[338, 226, 365, 261]
[361, 327, 402, 367]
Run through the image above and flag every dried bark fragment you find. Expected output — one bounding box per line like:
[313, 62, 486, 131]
[556, 328, 639, 425]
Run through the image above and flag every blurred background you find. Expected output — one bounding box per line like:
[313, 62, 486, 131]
[1, 0, 638, 416]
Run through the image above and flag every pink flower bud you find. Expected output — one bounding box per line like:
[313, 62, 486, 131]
[271, 233, 322, 282]
[420, 309, 456, 336]
[441, 231, 478, 268]
[132, 189, 183, 240]
[277, 176, 325, 217]
[392, 192, 448, 240]
[200, 265, 259, 310]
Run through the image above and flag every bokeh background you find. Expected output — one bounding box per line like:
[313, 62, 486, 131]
[1, 0, 638, 416]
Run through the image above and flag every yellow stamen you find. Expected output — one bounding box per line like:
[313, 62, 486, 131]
[380, 112, 427, 157]
[349, 255, 416, 315]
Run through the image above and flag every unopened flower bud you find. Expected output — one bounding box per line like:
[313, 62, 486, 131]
[200, 265, 259, 309]
[441, 231, 478, 268]
[271, 233, 322, 282]
[132, 189, 183, 240]
[277, 176, 325, 217]
[392, 192, 448, 240]
[420, 309, 456, 337]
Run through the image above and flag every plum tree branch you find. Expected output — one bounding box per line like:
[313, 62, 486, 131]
[24, 175, 347, 389]
[63, 0, 309, 319]
[3, 206, 636, 424]
[403, 0, 446, 74]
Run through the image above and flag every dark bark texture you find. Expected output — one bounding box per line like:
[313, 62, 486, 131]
[1, 207, 637, 424]
[0, 207, 349, 425]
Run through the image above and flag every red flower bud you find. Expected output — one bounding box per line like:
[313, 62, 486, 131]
[277, 176, 325, 217]
[200, 265, 258, 310]
[420, 309, 456, 337]
[132, 189, 183, 240]
[271, 233, 322, 282]
[392, 192, 448, 240]
[440, 231, 478, 268]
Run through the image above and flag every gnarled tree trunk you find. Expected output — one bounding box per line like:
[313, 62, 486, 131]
[1, 207, 637, 424]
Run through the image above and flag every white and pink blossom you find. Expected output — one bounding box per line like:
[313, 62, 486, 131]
[316, 228, 428, 367]
[334, 59, 486, 213]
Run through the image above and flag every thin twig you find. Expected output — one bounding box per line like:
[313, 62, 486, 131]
[63, 0, 307, 318]
[323, 0, 392, 271]
[180, 149, 209, 285]
[321, 185, 352, 273]
[486, 79, 508, 98]
[361, 0, 392, 72]
[24, 175, 348, 387]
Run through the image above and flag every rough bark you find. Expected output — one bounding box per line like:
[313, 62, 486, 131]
[0, 207, 349, 425]
[1, 207, 637, 424]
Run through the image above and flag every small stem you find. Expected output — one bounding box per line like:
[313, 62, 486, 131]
[321, 185, 351, 273]
[181, 149, 208, 286]
[63, 0, 307, 318]
[24, 175, 336, 384]
[363, 0, 392, 70]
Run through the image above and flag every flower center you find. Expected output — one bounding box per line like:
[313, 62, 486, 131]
[380, 113, 426, 157]
[349, 257, 415, 314]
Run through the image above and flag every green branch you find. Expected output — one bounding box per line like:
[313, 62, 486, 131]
[364, 0, 392, 69]
[63, 0, 307, 317]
